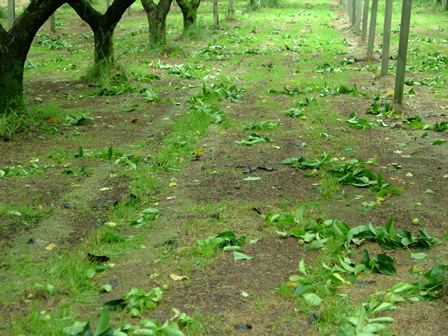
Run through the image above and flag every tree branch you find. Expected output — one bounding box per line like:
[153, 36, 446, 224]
[103, 0, 135, 28]
[158, 0, 173, 14]
[141, 0, 157, 12]
[67, 0, 102, 30]
[9, 0, 65, 53]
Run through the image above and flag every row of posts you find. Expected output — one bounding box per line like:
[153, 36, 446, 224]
[5, 0, 131, 34]
[340, 0, 412, 104]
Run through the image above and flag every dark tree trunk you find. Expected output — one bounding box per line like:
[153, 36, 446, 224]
[176, 0, 201, 32]
[142, 0, 173, 47]
[93, 26, 115, 66]
[227, 0, 234, 19]
[146, 8, 168, 46]
[68, 0, 134, 73]
[0, 47, 26, 113]
[0, 0, 65, 115]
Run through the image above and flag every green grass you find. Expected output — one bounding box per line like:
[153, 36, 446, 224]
[1, 0, 448, 335]
[1, 70, 232, 335]
[0, 104, 63, 139]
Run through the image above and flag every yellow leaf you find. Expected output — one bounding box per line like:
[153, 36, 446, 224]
[149, 273, 160, 280]
[169, 182, 177, 187]
[195, 148, 205, 155]
[45, 243, 56, 251]
[170, 274, 188, 281]
[332, 273, 351, 285]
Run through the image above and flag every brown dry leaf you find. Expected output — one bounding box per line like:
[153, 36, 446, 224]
[46, 117, 59, 124]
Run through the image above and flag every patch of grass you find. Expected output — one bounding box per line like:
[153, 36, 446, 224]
[0, 104, 65, 140]
[319, 170, 340, 198]
[0, 204, 49, 218]
[180, 19, 210, 41]
[0, 62, 234, 333]
[0, 204, 50, 239]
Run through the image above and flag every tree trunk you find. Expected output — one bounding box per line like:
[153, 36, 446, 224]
[146, 9, 167, 46]
[176, 0, 200, 32]
[67, 0, 134, 76]
[0, 0, 65, 115]
[93, 26, 114, 66]
[142, 0, 173, 47]
[0, 48, 26, 114]
[213, 0, 219, 27]
[227, 0, 234, 19]
[182, 9, 196, 30]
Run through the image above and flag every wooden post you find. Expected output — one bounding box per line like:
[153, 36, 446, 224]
[356, 0, 362, 33]
[228, 0, 234, 19]
[50, 14, 56, 33]
[213, 0, 219, 28]
[351, 0, 356, 26]
[394, 0, 412, 104]
[7, 0, 15, 29]
[381, 0, 393, 76]
[362, 0, 369, 41]
[367, 0, 378, 58]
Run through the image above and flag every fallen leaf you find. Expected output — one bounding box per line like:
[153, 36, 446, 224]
[100, 284, 113, 293]
[149, 273, 160, 280]
[195, 148, 205, 155]
[411, 252, 427, 261]
[303, 293, 322, 306]
[170, 274, 188, 281]
[46, 117, 59, 123]
[233, 251, 253, 260]
[244, 176, 261, 181]
[432, 139, 446, 145]
[87, 253, 110, 263]
[45, 243, 56, 251]
[240, 291, 250, 298]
